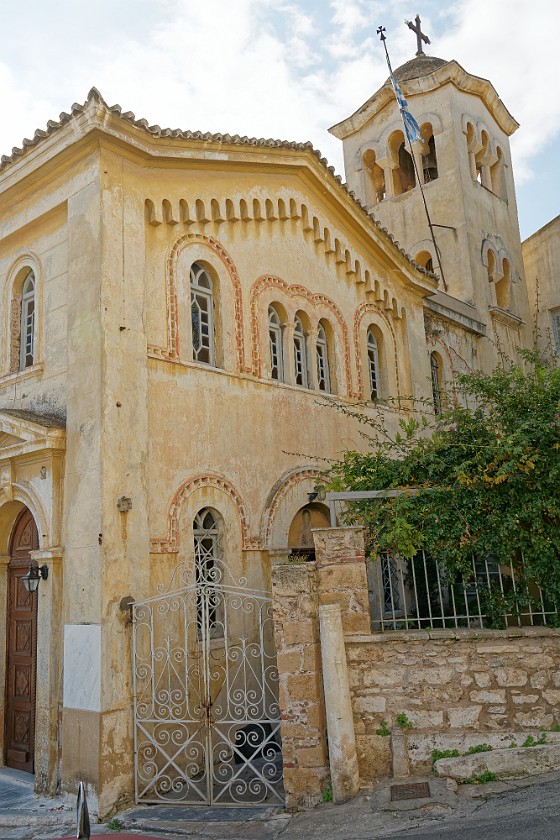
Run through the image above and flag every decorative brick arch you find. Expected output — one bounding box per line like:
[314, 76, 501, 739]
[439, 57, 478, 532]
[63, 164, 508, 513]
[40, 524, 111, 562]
[150, 472, 255, 553]
[151, 234, 246, 371]
[354, 303, 400, 398]
[249, 274, 356, 395]
[261, 466, 323, 547]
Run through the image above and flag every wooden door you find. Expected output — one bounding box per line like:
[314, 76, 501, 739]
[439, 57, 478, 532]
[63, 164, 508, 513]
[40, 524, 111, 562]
[5, 509, 39, 773]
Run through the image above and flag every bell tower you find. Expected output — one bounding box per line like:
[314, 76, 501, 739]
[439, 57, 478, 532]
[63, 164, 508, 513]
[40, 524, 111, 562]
[329, 39, 530, 360]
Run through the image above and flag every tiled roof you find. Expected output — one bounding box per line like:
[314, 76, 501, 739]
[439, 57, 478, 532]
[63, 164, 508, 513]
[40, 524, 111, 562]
[393, 55, 449, 83]
[0, 88, 437, 282]
[0, 408, 66, 429]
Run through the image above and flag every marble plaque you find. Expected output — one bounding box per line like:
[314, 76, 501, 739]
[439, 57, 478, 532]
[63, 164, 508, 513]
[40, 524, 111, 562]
[63, 624, 101, 711]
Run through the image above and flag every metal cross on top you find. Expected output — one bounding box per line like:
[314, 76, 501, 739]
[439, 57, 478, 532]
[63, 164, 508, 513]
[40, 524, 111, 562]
[405, 14, 431, 56]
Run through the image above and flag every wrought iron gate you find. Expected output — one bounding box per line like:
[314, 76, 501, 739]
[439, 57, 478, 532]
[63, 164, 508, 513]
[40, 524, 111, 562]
[132, 559, 283, 806]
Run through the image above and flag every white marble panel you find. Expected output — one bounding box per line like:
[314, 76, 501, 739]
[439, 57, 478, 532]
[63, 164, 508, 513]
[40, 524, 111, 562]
[63, 624, 101, 711]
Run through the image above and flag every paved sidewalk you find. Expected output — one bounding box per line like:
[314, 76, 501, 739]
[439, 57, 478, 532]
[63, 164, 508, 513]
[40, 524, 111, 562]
[2, 767, 560, 840]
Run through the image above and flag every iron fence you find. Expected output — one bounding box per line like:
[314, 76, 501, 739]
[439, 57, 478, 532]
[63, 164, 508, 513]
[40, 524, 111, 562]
[368, 551, 558, 631]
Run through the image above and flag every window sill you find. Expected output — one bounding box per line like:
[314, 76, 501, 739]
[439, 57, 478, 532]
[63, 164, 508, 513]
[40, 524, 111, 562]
[489, 307, 524, 328]
[0, 362, 44, 390]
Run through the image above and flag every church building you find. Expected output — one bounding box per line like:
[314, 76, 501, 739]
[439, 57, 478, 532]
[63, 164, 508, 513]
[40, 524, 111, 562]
[0, 28, 540, 816]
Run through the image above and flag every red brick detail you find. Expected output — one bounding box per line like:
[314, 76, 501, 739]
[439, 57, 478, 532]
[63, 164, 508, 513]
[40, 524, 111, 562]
[150, 472, 256, 553]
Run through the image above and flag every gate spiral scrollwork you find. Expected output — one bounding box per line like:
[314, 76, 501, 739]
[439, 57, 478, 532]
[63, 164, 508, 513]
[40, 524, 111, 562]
[132, 558, 283, 805]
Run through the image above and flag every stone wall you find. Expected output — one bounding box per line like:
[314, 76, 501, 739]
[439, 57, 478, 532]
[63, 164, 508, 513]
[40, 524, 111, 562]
[347, 627, 560, 779]
[271, 526, 560, 805]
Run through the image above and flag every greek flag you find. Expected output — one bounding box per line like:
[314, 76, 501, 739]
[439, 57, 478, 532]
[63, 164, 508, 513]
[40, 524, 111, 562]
[390, 73, 423, 143]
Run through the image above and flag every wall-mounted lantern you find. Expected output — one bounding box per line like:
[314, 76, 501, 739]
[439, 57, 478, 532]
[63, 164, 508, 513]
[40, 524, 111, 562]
[21, 563, 49, 593]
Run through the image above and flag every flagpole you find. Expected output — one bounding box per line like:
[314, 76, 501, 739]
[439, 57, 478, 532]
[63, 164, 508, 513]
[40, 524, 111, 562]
[377, 26, 448, 292]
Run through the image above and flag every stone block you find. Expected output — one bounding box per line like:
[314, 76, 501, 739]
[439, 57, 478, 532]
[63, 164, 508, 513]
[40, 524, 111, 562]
[297, 745, 328, 768]
[469, 689, 506, 704]
[283, 622, 317, 647]
[277, 650, 303, 673]
[474, 672, 492, 688]
[301, 643, 322, 671]
[407, 710, 444, 728]
[409, 667, 454, 685]
[495, 668, 527, 687]
[530, 670, 550, 689]
[543, 690, 560, 705]
[447, 706, 482, 728]
[305, 702, 325, 729]
[514, 711, 554, 728]
[353, 694, 386, 714]
[435, 743, 560, 782]
[511, 693, 539, 705]
[287, 672, 322, 701]
[283, 767, 325, 797]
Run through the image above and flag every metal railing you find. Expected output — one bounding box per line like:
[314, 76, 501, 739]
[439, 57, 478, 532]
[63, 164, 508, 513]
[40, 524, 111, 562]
[368, 551, 558, 631]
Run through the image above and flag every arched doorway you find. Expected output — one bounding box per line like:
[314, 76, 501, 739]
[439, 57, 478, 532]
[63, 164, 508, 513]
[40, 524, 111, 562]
[4, 508, 39, 773]
[288, 503, 330, 561]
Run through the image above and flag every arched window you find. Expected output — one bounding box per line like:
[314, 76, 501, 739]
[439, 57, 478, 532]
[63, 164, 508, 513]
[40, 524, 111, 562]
[475, 131, 490, 188]
[362, 148, 386, 204]
[293, 316, 308, 387]
[421, 125, 438, 183]
[495, 259, 511, 309]
[190, 262, 215, 365]
[397, 141, 416, 194]
[193, 508, 223, 636]
[20, 272, 36, 370]
[430, 352, 442, 415]
[415, 250, 434, 274]
[268, 305, 284, 382]
[316, 322, 331, 393]
[490, 147, 506, 201]
[367, 328, 380, 400]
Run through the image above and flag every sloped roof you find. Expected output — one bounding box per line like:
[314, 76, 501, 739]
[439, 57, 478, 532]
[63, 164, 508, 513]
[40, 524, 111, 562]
[0, 88, 438, 284]
[0, 409, 65, 429]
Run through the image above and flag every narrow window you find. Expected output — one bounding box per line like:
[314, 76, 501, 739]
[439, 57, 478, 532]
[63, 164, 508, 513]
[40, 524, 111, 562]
[268, 305, 284, 381]
[20, 272, 35, 370]
[367, 328, 380, 400]
[193, 508, 223, 637]
[397, 142, 416, 194]
[190, 263, 214, 365]
[421, 130, 438, 183]
[551, 310, 560, 354]
[316, 324, 331, 393]
[294, 316, 308, 387]
[430, 352, 442, 415]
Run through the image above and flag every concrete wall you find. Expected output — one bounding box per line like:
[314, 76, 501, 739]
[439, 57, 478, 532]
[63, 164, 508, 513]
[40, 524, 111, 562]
[522, 214, 560, 354]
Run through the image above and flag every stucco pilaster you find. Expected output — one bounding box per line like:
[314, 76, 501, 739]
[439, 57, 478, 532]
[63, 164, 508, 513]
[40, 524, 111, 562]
[0, 553, 11, 765]
[32, 548, 63, 794]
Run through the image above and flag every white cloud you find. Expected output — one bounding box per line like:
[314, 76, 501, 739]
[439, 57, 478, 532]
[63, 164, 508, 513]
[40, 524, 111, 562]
[436, 0, 560, 182]
[0, 0, 559, 194]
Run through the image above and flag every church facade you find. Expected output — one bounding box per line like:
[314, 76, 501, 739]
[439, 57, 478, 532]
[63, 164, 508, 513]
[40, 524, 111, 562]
[0, 44, 540, 816]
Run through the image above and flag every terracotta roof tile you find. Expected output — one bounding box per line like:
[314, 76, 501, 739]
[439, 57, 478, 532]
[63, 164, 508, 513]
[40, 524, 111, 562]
[0, 88, 437, 282]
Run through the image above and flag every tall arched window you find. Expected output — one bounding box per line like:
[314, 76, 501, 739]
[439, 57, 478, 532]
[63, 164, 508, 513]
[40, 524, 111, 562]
[367, 328, 380, 400]
[193, 508, 223, 637]
[430, 352, 442, 415]
[20, 272, 36, 371]
[294, 316, 308, 387]
[316, 323, 331, 393]
[397, 141, 416, 194]
[421, 131, 438, 183]
[268, 305, 284, 382]
[190, 263, 215, 365]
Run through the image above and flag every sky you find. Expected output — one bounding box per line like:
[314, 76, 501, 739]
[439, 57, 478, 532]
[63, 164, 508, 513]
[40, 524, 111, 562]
[0, 0, 558, 240]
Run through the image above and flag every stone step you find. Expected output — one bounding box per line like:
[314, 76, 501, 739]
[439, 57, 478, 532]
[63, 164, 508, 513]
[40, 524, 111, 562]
[435, 743, 560, 782]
